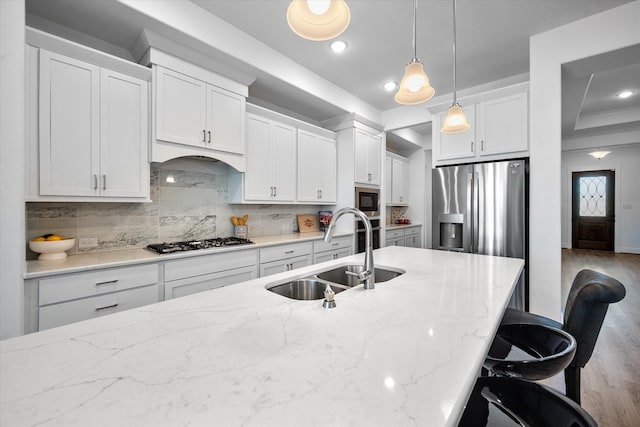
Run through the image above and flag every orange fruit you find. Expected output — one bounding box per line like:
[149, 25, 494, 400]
[46, 235, 62, 241]
[32, 236, 46, 242]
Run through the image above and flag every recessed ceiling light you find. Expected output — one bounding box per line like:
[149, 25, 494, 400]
[330, 40, 347, 53]
[383, 81, 397, 92]
[617, 90, 634, 99]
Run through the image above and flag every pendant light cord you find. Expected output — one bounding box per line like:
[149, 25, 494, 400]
[412, 0, 417, 61]
[452, 0, 458, 105]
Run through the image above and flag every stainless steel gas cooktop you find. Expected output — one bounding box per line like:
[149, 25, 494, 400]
[146, 237, 254, 254]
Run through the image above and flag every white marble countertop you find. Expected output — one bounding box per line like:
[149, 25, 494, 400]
[3, 247, 523, 426]
[25, 232, 352, 279]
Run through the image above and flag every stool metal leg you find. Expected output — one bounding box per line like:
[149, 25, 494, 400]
[565, 366, 581, 404]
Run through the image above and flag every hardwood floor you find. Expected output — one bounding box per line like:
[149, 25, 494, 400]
[562, 248, 640, 427]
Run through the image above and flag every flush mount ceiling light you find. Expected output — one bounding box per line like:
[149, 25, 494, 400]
[394, 0, 435, 105]
[330, 39, 347, 53]
[383, 81, 397, 92]
[617, 90, 634, 99]
[441, 0, 470, 134]
[588, 151, 611, 159]
[287, 0, 351, 41]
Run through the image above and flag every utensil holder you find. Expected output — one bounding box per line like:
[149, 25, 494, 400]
[234, 225, 248, 239]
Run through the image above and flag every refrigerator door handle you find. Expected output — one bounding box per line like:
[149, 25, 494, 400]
[472, 171, 480, 254]
[467, 172, 474, 253]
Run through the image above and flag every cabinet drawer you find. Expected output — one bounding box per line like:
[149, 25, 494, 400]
[39, 264, 158, 306]
[404, 226, 421, 237]
[164, 249, 258, 282]
[259, 242, 313, 263]
[38, 284, 158, 330]
[260, 254, 312, 277]
[313, 235, 352, 253]
[165, 265, 257, 300]
[386, 229, 404, 239]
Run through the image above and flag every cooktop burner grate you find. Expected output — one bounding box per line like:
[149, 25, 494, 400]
[146, 237, 254, 254]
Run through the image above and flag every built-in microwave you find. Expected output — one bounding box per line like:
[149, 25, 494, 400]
[355, 187, 380, 217]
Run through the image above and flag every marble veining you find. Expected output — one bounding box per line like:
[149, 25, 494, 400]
[5, 247, 524, 426]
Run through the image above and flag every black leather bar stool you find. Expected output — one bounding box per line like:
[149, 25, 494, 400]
[486, 269, 626, 403]
[458, 376, 597, 427]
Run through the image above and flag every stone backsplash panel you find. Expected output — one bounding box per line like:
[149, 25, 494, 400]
[26, 158, 326, 259]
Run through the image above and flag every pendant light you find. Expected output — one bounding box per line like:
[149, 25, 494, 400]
[395, 0, 435, 105]
[441, 0, 471, 134]
[287, 0, 351, 41]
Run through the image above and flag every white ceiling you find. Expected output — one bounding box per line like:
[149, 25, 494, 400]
[25, 0, 639, 147]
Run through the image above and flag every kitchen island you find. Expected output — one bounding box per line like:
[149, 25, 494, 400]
[1, 246, 523, 426]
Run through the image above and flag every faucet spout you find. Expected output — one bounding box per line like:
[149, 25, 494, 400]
[323, 207, 375, 289]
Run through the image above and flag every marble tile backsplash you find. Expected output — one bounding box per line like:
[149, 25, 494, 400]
[26, 158, 325, 259]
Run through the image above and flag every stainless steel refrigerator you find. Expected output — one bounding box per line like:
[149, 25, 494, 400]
[432, 159, 528, 310]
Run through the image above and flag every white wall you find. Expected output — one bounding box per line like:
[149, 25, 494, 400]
[1, 0, 26, 339]
[561, 144, 640, 254]
[529, 0, 640, 321]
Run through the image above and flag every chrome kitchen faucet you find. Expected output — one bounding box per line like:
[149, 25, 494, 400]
[323, 207, 375, 290]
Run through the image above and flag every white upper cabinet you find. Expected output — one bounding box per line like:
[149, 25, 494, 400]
[355, 129, 382, 185]
[155, 65, 245, 155]
[391, 157, 409, 206]
[37, 49, 149, 200]
[297, 129, 337, 203]
[433, 92, 528, 167]
[243, 113, 296, 202]
[385, 157, 392, 206]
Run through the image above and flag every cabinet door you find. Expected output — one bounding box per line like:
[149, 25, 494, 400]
[155, 66, 207, 148]
[391, 158, 409, 205]
[165, 265, 257, 300]
[386, 237, 404, 247]
[478, 93, 528, 156]
[39, 284, 158, 331]
[434, 107, 476, 161]
[367, 133, 382, 185]
[316, 137, 337, 202]
[385, 157, 392, 206]
[355, 130, 382, 185]
[271, 122, 296, 201]
[100, 69, 149, 198]
[206, 84, 245, 154]
[260, 254, 312, 277]
[404, 234, 422, 248]
[245, 114, 275, 200]
[39, 50, 99, 196]
[297, 131, 336, 202]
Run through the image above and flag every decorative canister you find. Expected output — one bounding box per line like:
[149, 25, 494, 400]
[234, 225, 248, 239]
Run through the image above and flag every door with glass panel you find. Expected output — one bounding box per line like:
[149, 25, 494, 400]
[572, 170, 615, 250]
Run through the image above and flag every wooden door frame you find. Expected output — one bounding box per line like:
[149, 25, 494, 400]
[571, 170, 615, 250]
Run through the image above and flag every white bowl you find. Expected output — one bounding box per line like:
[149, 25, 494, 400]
[29, 238, 76, 260]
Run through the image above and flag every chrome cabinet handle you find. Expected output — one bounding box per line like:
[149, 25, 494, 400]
[95, 279, 118, 286]
[368, 173, 372, 181]
[93, 175, 98, 190]
[285, 250, 294, 254]
[102, 175, 106, 190]
[208, 130, 211, 143]
[202, 129, 206, 142]
[274, 186, 277, 197]
[95, 303, 118, 311]
[481, 140, 485, 151]
[471, 141, 474, 152]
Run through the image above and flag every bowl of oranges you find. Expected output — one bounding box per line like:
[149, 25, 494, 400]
[29, 234, 75, 260]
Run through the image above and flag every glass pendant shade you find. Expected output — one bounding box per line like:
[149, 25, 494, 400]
[441, 104, 471, 134]
[588, 151, 611, 159]
[287, 0, 351, 41]
[395, 61, 435, 105]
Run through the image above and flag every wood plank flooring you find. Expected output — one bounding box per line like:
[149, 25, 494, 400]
[562, 249, 640, 427]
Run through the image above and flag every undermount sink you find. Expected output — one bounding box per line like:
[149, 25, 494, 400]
[316, 265, 405, 287]
[267, 278, 349, 300]
[266, 264, 405, 300]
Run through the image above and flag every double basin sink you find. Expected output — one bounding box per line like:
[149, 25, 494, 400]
[266, 264, 405, 300]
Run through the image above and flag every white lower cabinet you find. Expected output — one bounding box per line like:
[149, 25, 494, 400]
[259, 242, 313, 277]
[312, 235, 353, 263]
[385, 229, 405, 247]
[163, 249, 259, 299]
[36, 264, 159, 331]
[385, 226, 422, 248]
[403, 226, 422, 248]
